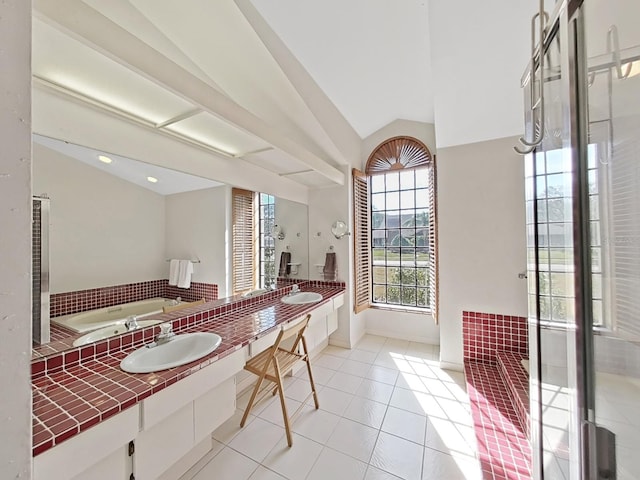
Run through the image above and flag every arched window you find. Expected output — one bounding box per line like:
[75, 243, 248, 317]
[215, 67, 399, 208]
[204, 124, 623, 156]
[353, 136, 438, 321]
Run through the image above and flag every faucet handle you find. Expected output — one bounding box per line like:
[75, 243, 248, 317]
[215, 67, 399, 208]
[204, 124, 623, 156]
[160, 323, 173, 335]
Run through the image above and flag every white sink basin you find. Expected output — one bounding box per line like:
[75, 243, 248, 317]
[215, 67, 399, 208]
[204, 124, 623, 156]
[281, 292, 323, 305]
[120, 332, 222, 373]
[72, 320, 163, 347]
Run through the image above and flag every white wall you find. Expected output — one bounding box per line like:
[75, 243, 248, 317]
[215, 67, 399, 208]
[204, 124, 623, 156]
[33, 144, 166, 293]
[0, 0, 32, 476]
[165, 186, 229, 295]
[437, 136, 528, 369]
[308, 176, 365, 347]
[275, 198, 309, 280]
[428, 0, 531, 148]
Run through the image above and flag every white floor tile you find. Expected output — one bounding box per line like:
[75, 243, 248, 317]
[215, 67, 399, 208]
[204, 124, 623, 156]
[296, 364, 335, 385]
[306, 447, 368, 480]
[366, 365, 399, 385]
[229, 417, 285, 463]
[370, 431, 423, 480]
[356, 379, 394, 404]
[191, 446, 258, 480]
[340, 358, 372, 377]
[425, 418, 477, 459]
[364, 465, 404, 480]
[422, 447, 482, 480]
[247, 466, 287, 480]
[262, 433, 323, 480]
[238, 388, 278, 416]
[373, 352, 401, 370]
[381, 338, 409, 354]
[344, 396, 388, 429]
[314, 353, 346, 371]
[395, 372, 429, 393]
[326, 371, 364, 394]
[389, 387, 428, 416]
[322, 345, 351, 358]
[406, 361, 438, 379]
[349, 348, 378, 364]
[259, 396, 302, 426]
[314, 385, 354, 416]
[326, 418, 379, 463]
[283, 377, 316, 403]
[355, 335, 387, 353]
[381, 406, 427, 446]
[213, 408, 255, 445]
[291, 405, 340, 444]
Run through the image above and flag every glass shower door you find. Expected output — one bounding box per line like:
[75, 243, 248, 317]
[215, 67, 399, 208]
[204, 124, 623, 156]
[523, 4, 583, 478]
[582, 1, 640, 478]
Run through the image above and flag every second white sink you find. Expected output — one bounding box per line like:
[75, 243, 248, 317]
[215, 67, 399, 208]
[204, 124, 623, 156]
[281, 291, 323, 305]
[120, 332, 222, 373]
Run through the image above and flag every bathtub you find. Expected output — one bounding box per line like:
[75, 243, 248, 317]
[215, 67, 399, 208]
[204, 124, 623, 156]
[52, 297, 176, 333]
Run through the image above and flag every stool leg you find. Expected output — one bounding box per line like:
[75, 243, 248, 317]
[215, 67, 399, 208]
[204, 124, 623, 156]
[274, 359, 293, 447]
[240, 371, 266, 428]
[301, 337, 319, 409]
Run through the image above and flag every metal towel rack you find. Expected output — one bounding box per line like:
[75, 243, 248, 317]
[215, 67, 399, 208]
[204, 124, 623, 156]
[165, 259, 201, 263]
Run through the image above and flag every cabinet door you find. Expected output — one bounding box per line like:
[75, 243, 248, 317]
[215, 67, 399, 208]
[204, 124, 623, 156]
[135, 402, 195, 480]
[194, 377, 235, 440]
[71, 445, 130, 480]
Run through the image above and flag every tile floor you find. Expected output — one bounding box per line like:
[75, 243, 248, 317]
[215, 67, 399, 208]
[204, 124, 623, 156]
[179, 335, 483, 480]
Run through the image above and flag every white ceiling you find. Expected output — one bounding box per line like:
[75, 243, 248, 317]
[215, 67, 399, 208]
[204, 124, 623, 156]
[31, 0, 434, 190]
[33, 134, 223, 195]
[250, 0, 434, 138]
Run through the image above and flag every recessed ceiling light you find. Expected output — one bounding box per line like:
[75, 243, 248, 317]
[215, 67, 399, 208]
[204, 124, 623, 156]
[147, 176, 158, 183]
[98, 154, 112, 164]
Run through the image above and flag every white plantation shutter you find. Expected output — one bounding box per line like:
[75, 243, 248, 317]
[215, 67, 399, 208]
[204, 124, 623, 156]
[232, 188, 255, 294]
[353, 168, 371, 313]
[428, 157, 439, 323]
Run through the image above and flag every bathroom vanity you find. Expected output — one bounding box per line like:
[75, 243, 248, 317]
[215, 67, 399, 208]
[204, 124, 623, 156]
[31, 283, 345, 480]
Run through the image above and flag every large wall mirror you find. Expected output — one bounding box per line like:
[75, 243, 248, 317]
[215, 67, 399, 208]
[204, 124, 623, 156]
[32, 134, 309, 357]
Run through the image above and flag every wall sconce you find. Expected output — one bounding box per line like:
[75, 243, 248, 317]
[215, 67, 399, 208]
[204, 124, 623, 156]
[271, 224, 285, 240]
[331, 221, 350, 239]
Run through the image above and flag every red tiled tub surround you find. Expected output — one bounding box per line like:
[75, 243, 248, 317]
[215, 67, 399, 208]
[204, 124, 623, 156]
[50, 279, 219, 319]
[465, 360, 532, 480]
[32, 283, 344, 456]
[165, 281, 218, 303]
[50, 280, 167, 318]
[463, 311, 528, 362]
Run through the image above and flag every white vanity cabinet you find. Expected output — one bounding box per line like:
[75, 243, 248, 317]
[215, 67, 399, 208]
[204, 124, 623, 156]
[32, 405, 138, 480]
[134, 348, 244, 479]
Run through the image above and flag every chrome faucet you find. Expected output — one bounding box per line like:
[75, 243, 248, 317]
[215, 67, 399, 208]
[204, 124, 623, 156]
[170, 296, 181, 306]
[289, 284, 300, 295]
[147, 323, 175, 348]
[124, 315, 140, 331]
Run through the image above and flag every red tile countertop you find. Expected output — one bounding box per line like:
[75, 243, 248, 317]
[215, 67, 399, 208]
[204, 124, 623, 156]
[32, 282, 345, 457]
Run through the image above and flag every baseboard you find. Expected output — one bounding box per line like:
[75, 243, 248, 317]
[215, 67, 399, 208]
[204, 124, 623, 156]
[439, 361, 464, 372]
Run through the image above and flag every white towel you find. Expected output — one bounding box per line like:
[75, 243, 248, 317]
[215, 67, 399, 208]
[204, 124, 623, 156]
[177, 260, 194, 289]
[168, 259, 180, 286]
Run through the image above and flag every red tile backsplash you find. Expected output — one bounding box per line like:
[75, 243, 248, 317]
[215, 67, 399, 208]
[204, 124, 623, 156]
[463, 311, 528, 362]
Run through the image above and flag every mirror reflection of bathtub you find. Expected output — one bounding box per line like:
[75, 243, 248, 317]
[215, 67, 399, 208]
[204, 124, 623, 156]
[52, 297, 177, 333]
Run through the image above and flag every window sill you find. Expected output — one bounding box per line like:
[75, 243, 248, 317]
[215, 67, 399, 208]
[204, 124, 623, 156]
[370, 303, 431, 315]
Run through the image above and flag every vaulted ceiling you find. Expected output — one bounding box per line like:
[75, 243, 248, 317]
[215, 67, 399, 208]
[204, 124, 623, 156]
[32, 0, 434, 193]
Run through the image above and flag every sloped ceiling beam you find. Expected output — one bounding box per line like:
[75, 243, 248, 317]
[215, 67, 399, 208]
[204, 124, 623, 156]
[34, 0, 345, 185]
[234, 0, 361, 167]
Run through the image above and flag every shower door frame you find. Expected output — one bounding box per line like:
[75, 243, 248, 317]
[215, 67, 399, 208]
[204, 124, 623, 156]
[523, 0, 616, 478]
